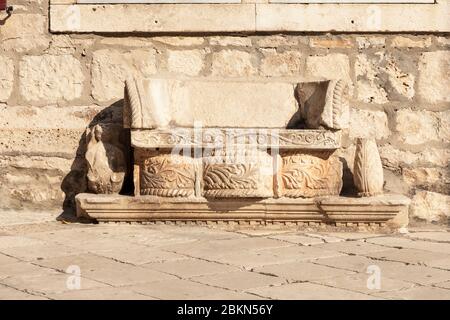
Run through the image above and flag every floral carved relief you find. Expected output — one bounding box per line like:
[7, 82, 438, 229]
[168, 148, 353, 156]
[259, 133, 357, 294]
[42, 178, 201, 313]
[139, 153, 195, 197]
[278, 151, 343, 198]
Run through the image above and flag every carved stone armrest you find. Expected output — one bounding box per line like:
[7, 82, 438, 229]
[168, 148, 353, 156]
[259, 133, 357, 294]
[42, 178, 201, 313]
[296, 79, 350, 130]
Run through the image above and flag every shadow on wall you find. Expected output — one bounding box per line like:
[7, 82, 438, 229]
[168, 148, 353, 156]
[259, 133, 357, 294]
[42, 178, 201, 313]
[59, 100, 134, 221]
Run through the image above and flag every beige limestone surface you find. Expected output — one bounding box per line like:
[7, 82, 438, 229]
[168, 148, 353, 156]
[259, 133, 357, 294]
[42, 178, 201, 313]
[0, 215, 449, 300]
[0, 1, 448, 226]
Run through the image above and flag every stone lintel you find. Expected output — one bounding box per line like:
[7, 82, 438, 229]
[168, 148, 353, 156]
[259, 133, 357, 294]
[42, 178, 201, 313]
[76, 193, 409, 225]
[130, 129, 342, 150]
[50, 3, 449, 33]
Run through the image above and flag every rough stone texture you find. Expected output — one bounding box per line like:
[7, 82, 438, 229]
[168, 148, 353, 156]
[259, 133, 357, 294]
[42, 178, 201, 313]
[305, 54, 351, 81]
[391, 36, 432, 48]
[402, 167, 449, 194]
[92, 49, 157, 101]
[310, 37, 353, 49]
[349, 109, 390, 139]
[19, 55, 84, 104]
[166, 49, 206, 76]
[0, 56, 14, 102]
[260, 49, 303, 76]
[211, 50, 256, 77]
[417, 51, 450, 103]
[126, 78, 298, 128]
[2, 220, 449, 300]
[379, 145, 450, 168]
[209, 36, 252, 47]
[395, 109, 441, 145]
[356, 37, 386, 50]
[355, 53, 415, 103]
[0, 3, 448, 224]
[0, 14, 50, 53]
[410, 191, 450, 223]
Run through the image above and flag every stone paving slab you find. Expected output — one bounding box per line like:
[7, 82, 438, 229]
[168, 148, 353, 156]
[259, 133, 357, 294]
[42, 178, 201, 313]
[366, 236, 450, 254]
[405, 231, 450, 243]
[0, 211, 59, 226]
[247, 282, 377, 300]
[128, 278, 248, 300]
[364, 248, 450, 266]
[48, 287, 156, 300]
[192, 271, 286, 291]
[312, 272, 415, 295]
[0, 284, 49, 300]
[372, 286, 450, 300]
[33, 254, 178, 287]
[253, 261, 355, 282]
[1, 219, 450, 300]
[142, 259, 240, 278]
[1, 273, 108, 296]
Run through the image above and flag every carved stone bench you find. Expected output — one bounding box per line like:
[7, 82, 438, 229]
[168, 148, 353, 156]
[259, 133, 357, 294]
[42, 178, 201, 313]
[76, 77, 409, 226]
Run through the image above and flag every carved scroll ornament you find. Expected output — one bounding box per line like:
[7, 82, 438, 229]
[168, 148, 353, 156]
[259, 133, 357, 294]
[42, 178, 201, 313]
[140, 153, 195, 197]
[278, 151, 343, 198]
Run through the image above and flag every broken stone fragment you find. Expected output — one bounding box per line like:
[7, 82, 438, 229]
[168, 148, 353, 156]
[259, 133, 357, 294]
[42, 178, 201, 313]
[295, 79, 350, 130]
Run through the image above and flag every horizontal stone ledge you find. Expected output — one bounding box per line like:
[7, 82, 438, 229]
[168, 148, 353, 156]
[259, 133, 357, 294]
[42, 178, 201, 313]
[50, 4, 256, 33]
[131, 129, 342, 150]
[50, 3, 449, 33]
[256, 3, 450, 33]
[75, 193, 408, 225]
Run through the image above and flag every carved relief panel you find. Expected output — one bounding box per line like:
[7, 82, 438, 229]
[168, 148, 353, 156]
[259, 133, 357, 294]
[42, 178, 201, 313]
[136, 150, 196, 197]
[202, 148, 274, 198]
[277, 151, 343, 198]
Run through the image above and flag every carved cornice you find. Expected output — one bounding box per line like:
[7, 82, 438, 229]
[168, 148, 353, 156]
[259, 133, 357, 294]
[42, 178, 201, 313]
[131, 128, 341, 150]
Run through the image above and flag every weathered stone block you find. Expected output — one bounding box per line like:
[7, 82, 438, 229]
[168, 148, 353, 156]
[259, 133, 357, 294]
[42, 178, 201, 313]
[402, 167, 449, 194]
[0, 56, 14, 102]
[310, 37, 353, 49]
[395, 109, 440, 145]
[260, 49, 303, 77]
[0, 105, 116, 130]
[209, 36, 252, 47]
[0, 14, 50, 52]
[379, 145, 450, 168]
[125, 78, 298, 128]
[349, 109, 389, 140]
[152, 37, 205, 47]
[19, 55, 84, 104]
[356, 37, 386, 50]
[211, 50, 256, 77]
[92, 49, 157, 102]
[50, 4, 256, 33]
[256, 36, 298, 48]
[0, 128, 84, 157]
[355, 53, 414, 102]
[410, 191, 450, 223]
[167, 49, 206, 76]
[306, 54, 350, 81]
[418, 51, 450, 103]
[48, 35, 95, 55]
[390, 36, 432, 48]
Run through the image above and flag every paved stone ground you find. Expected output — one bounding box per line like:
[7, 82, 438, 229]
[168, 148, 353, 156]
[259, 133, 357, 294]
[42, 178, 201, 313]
[0, 212, 449, 300]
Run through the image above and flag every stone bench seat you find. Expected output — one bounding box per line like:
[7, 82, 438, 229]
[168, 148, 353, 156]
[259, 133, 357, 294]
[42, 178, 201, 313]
[76, 76, 410, 226]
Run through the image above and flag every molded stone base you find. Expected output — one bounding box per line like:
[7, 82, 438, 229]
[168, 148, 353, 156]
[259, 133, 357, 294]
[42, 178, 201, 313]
[75, 193, 410, 226]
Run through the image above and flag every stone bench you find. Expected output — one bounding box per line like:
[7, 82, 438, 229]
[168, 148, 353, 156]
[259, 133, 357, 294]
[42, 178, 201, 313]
[76, 77, 409, 226]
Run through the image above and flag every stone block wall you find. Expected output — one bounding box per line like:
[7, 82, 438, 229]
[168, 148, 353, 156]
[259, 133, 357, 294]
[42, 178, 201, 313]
[0, 0, 448, 224]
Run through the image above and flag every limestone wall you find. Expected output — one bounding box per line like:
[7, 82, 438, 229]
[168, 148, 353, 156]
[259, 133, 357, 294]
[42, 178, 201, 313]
[0, 0, 449, 224]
